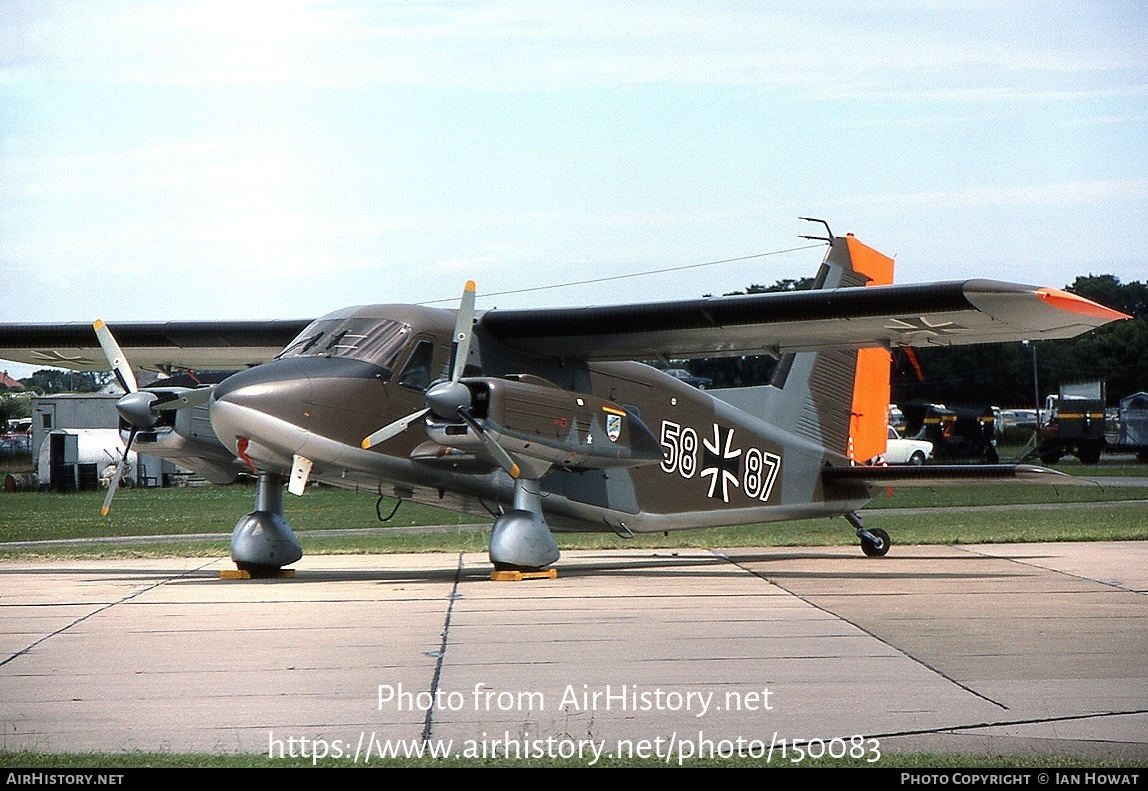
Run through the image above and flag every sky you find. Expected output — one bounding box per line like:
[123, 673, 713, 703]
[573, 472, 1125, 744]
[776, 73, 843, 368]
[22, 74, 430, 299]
[1, 1, 1146, 376]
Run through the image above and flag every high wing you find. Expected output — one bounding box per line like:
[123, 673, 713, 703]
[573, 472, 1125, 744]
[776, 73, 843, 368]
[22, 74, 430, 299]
[1, 237, 1129, 373]
[477, 278, 1129, 362]
[0, 320, 310, 372]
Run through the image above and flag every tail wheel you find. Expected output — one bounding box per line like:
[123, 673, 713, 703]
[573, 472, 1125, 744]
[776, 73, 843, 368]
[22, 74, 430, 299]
[861, 527, 891, 557]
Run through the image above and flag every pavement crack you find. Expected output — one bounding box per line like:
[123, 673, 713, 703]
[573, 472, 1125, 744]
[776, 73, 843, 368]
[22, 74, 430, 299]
[955, 545, 1147, 595]
[712, 550, 1010, 711]
[421, 552, 463, 742]
[869, 708, 1148, 740]
[0, 558, 218, 669]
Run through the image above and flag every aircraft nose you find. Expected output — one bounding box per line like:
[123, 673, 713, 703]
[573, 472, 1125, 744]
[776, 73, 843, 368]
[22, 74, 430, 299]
[209, 356, 392, 456]
[209, 358, 319, 453]
[212, 358, 315, 409]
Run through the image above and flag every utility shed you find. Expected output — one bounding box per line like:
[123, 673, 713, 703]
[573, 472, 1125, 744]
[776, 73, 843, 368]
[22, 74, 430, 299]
[31, 394, 121, 457]
[30, 394, 172, 488]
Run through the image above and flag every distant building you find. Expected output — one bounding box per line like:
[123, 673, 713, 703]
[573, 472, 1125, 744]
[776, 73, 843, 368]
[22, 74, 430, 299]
[0, 370, 24, 390]
[30, 394, 174, 488]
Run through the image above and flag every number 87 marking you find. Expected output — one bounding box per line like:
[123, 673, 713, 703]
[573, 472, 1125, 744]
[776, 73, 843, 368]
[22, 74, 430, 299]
[743, 447, 781, 501]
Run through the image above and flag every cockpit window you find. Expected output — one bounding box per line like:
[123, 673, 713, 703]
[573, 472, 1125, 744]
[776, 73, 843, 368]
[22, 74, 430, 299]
[278, 318, 411, 368]
[397, 339, 435, 391]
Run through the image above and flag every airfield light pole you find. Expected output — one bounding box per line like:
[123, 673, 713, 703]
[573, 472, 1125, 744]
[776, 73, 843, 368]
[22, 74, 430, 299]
[1023, 340, 1040, 428]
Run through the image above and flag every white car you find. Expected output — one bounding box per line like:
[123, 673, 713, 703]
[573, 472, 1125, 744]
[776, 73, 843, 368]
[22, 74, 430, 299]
[883, 426, 932, 465]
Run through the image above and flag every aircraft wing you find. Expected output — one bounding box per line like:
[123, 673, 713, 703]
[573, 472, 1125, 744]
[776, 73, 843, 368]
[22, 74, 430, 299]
[0, 320, 310, 372]
[476, 280, 1130, 361]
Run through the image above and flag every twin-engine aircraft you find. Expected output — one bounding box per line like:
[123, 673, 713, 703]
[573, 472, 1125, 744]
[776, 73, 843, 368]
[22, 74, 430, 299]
[0, 223, 1129, 574]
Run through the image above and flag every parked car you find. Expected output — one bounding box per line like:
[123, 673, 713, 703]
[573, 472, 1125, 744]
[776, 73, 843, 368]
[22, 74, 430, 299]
[664, 368, 712, 390]
[884, 426, 933, 465]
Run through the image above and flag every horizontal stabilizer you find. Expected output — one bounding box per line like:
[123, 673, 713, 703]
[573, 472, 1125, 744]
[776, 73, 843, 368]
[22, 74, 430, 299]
[822, 463, 1090, 487]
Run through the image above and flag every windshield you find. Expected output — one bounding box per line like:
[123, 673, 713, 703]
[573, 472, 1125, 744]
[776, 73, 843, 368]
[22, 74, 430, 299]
[278, 318, 412, 368]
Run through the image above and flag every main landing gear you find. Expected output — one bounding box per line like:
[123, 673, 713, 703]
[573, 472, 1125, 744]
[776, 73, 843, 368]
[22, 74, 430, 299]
[230, 471, 303, 577]
[845, 511, 890, 557]
[488, 477, 561, 571]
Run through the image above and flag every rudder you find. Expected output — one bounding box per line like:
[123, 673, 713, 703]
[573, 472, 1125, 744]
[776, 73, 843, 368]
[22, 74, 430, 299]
[765, 234, 893, 462]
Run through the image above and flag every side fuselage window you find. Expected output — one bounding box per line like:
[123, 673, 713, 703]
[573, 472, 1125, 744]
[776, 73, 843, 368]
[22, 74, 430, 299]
[398, 339, 435, 391]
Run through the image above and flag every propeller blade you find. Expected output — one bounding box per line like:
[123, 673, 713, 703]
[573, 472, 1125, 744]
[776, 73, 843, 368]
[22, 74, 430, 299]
[361, 407, 430, 449]
[450, 280, 476, 383]
[101, 428, 136, 517]
[456, 407, 520, 479]
[93, 319, 138, 394]
[153, 386, 215, 410]
[101, 465, 124, 517]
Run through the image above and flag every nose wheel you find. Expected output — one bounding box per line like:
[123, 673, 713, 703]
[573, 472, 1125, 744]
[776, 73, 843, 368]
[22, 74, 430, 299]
[845, 511, 891, 557]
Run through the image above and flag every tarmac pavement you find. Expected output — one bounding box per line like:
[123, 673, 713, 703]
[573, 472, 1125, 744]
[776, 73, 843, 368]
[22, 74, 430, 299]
[0, 542, 1144, 764]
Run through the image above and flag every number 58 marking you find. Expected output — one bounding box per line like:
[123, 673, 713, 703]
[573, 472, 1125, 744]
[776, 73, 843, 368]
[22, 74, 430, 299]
[660, 421, 697, 478]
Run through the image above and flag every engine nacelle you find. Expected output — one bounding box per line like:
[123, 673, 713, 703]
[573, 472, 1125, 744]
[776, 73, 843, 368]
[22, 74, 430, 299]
[425, 375, 662, 470]
[124, 390, 246, 484]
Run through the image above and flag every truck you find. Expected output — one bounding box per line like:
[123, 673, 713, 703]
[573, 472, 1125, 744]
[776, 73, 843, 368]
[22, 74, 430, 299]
[1025, 381, 1107, 465]
[900, 403, 1000, 463]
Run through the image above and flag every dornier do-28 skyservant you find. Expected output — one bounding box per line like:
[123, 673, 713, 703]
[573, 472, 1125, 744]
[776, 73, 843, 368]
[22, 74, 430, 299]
[0, 222, 1129, 575]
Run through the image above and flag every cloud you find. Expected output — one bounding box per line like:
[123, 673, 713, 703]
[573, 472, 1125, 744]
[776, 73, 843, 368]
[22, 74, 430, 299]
[853, 178, 1148, 209]
[2, 1, 1144, 95]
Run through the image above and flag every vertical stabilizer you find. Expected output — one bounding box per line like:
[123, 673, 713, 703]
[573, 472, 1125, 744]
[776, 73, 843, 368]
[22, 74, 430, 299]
[764, 234, 893, 461]
[843, 236, 893, 462]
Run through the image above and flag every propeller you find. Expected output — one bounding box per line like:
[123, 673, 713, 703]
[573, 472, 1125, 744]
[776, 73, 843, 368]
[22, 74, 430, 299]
[94, 319, 138, 394]
[359, 282, 529, 479]
[92, 319, 214, 515]
[455, 407, 520, 479]
[361, 280, 477, 449]
[101, 427, 136, 517]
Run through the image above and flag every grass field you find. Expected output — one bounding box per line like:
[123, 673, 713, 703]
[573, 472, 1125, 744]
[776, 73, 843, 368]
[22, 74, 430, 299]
[1, 475, 1145, 559]
[2, 750, 1142, 769]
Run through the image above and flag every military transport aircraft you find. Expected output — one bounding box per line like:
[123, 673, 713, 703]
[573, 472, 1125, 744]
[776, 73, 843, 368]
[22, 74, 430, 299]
[0, 222, 1129, 574]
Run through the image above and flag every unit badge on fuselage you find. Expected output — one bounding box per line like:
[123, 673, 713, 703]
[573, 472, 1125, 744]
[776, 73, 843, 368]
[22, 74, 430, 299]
[601, 404, 626, 443]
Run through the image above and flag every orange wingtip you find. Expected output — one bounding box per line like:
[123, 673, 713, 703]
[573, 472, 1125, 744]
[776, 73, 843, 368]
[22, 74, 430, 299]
[1036, 289, 1131, 322]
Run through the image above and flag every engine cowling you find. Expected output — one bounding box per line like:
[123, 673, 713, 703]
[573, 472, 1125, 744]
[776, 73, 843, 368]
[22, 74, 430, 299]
[425, 376, 662, 470]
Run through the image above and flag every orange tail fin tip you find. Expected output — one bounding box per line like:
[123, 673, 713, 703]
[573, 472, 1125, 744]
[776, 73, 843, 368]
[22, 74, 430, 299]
[845, 236, 894, 463]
